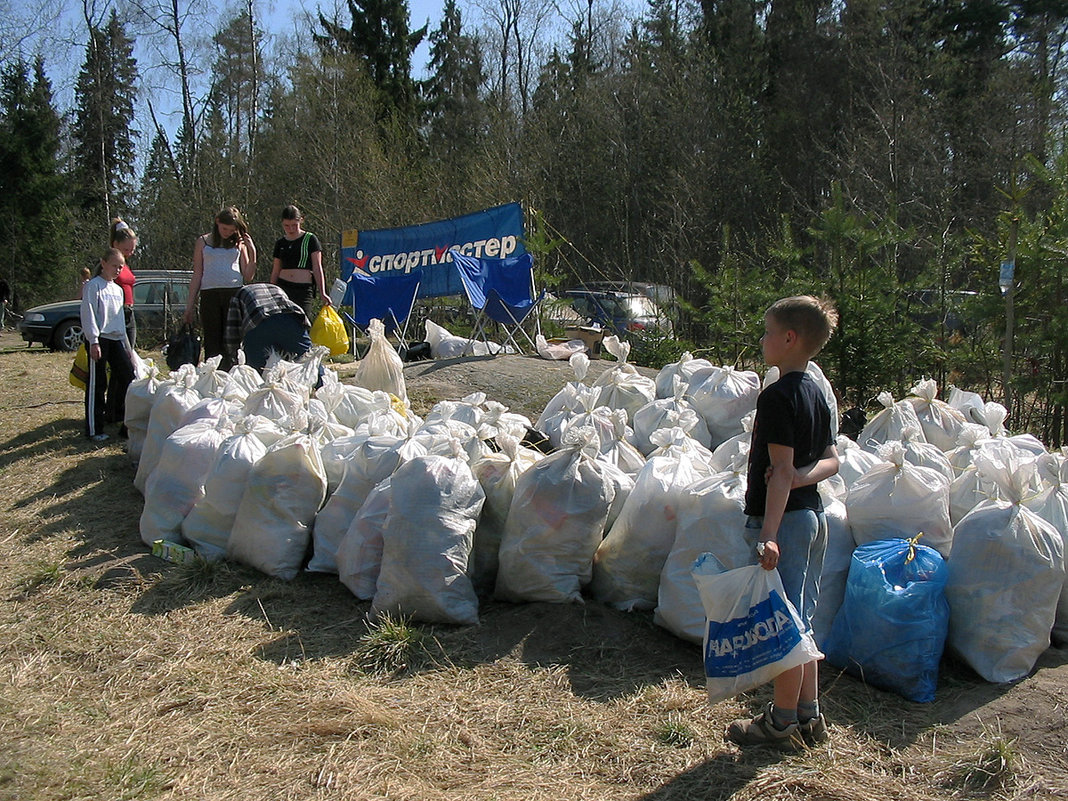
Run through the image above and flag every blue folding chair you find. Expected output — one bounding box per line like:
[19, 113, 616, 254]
[344, 270, 422, 349]
[450, 250, 543, 355]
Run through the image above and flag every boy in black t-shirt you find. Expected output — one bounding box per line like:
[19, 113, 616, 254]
[726, 295, 840, 749]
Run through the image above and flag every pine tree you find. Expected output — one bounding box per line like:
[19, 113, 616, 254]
[422, 0, 485, 168]
[0, 57, 71, 307]
[71, 9, 138, 220]
[317, 0, 427, 117]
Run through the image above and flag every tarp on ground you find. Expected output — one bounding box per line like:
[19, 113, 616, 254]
[339, 202, 525, 301]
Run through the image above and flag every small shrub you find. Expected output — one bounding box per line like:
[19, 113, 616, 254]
[938, 725, 1017, 793]
[654, 719, 696, 748]
[18, 560, 63, 595]
[353, 613, 433, 676]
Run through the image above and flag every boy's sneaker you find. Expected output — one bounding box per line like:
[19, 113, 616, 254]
[798, 713, 828, 745]
[89, 433, 109, 442]
[725, 702, 803, 750]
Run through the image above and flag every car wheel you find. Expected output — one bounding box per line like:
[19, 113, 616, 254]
[53, 320, 83, 352]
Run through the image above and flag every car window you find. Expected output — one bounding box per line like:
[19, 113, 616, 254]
[166, 282, 190, 305]
[132, 282, 154, 305]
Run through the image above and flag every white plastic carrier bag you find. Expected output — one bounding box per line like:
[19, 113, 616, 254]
[693, 554, 823, 704]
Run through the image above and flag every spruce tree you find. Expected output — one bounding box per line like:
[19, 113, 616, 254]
[0, 57, 71, 307]
[317, 0, 427, 117]
[71, 10, 138, 220]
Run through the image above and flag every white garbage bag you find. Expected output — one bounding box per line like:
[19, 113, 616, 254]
[906, 378, 969, 451]
[687, 365, 760, 449]
[139, 417, 232, 546]
[589, 446, 714, 611]
[535, 352, 590, 444]
[337, 477, 394, 600]
[654, 465, 750, 644]
[469, 434, 543, 592]
[655, 351, 714, 400]
[945, 452, 1065, 683]
[227, 434, 328, 580]
[632, 379, 711, 455]
[354, 318, 407, 404]
[181, 416, 278, 559]
[134, 365, 201, 494]
[370, 450, 485, 625]
[307, 433, 407, 574]
[593, 336, 656, 422]
[846, 441, 954, 558]
[124, 360, 163, 465]
[1023, 451, 1068, 646]
[858, 391, 926, 452]
[495, 427, 616, 604]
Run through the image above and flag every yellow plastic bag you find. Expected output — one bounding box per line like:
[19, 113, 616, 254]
[310, 305, 350, 356]
[69, 343, 90, 390]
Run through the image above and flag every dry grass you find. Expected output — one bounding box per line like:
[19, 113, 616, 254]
[2, 334, 1067, 800]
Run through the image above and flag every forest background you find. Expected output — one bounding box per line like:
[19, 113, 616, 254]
[3, 0, 1068, 443]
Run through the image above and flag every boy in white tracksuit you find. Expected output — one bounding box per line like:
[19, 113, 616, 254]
[81, 248, 135, 441]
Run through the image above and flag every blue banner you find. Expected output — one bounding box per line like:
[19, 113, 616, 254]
[339, 202, 525, 301]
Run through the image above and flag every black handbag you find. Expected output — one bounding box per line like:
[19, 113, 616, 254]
[165, 324, 202, 370]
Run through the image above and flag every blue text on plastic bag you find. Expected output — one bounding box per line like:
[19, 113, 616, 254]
[704, 589, 803, 678]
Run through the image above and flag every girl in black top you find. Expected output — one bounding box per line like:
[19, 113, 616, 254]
[269, 204, 330, 320]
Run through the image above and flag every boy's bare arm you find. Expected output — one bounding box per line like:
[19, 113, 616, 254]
[789, 444, 840, 489]
[758, 443, 795, 570]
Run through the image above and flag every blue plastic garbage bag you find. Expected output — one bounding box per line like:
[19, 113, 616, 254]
[823, 536, 949, 703]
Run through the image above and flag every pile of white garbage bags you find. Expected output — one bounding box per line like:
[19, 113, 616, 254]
[126, 343, 1067, 684]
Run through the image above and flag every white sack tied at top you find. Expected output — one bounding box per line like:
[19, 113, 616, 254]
[192, 354, 228, 398]
[592, 335, 656, 423]
[241, 365, 309, 429]
[654, 455, 750, 645]
[1021, 449, 1068, 647]
[763, 361, 839, 440]
[307, 432, 408, 575]
[139, 415, 233, 547]
[227, 433, 328, 580]
[858, 391, 927, 452]
[906, 378, 970, 452]
[654, 351, 715, 400]
[354, 318, 408, 405]
[897, 426, 955, 482]
[124, 360, 163, 465]
[469, 434, 543, 593]
[589, 438, 716, 612]
[305, 397, 356, 447]
[218, 350, 264, 402]
[314, 375, 396, 430]
[370, 446, 486, 626]
[264, 345, 329, 395]
[181, 415, 280, 560]
[846, 440, 954, 558]
[948, 389, 1047, 457]
[834, 434, 886, 490]
[535, 352, 590, 445]
[686, 364, 760, 449]
[945, 450, 1065, 683]
[632, 376, 712, 455]
[134, 364, 202, 494]
[495, 426, 618, 604]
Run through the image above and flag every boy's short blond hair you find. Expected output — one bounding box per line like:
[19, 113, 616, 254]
[767, 295, 838, 355]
